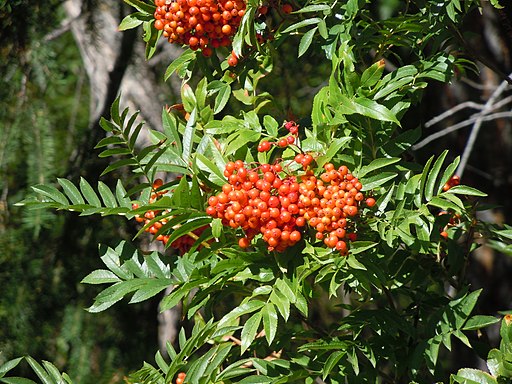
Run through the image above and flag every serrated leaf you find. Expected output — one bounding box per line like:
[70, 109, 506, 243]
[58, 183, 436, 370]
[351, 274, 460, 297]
[269, 289, 290, 321]
[357, 157, 400, 178]
[446, 185, 487, 197]
[323, 351, 345, 380]
[452, 368, 498, 384]
[338, 96, 400, 125]
[241, 312, 262, 353]
[427, 196, 463, 213]
[100, 158, 138, 176]
[182, 109, 197, 164]
[129, 279, 171, 303]
[31, 184, 69, 206]
[99, 117, 116, 132]
[316, 137, 351, 168]
[98, 181, 117, 208]
[261, 304, 278, 345]
[0, 357, 24, 378]
[0, 377, 38, 384]
[360, 172, 397, 191]
[24, 357, 51, 384]
[463, 315, 500, 331]
[276, 278, 296, 304]
[218, 300, 265, 328]
[81, 269, 121, 284]
[123, 0, 155, 15]
[298, 27, 317, 57]
[118, 12, 149, 31]
[95, 135, 125, 148]
[282, 17, 322, 33]
[213, 82, 231, 114]
[79, 178, 102, 207]
[164, 49, 195, 81]
[41, 361, 64, 382]
[425, 150, 448, 201]
[360, 61, 385, 88]
[56, 178, 84, 205]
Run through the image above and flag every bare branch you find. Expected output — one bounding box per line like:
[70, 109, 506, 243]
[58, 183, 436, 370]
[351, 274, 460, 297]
[457, 75, 512, 177]
[413, 111, 512, 150]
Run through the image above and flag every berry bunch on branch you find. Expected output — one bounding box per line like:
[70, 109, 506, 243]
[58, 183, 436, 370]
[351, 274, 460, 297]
[153, 0, 246, 57]
[206, 151, 375, 255]
[132, 178, 208, 253]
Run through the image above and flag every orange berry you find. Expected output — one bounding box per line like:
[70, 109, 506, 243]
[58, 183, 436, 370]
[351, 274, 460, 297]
[282, 3, 293, 14]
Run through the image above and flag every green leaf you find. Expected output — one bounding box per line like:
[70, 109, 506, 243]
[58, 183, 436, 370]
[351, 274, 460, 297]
[360, 172, 397, 191]
[208, 81, 231, 114]
[263, 115, 279, 137]
[79, 178, 102, 207]
[452, 368, 498, 384]
[427, 196, 463, 213]
[298, 27, 317, 57]
[0, 358, 24, 378]
[218, 300, 265, 328]
[57, 178, 85, 205]
[129, 279, 171, 304]
[323, 351, 345, 380]
[446, 185, 487, 197]
[182, 109, 197, 164]
[269, 289, 290, 321]
[99, 117, 116, 132]
[0, 378, 38, 384]
[282, 17, 322, 34]
[238, 376, 272, 384]
[118, 12, 148, 31]
[81, 269, 121, 284]
[123, 0, 155, 15]
[98, 181, 117, 208]
[360, 60, 385, 88]
[31, 184, 68, 206]
[424, 150, 448, 201]
[261, 303, 278, 345]
[241, 312, 262, 353]
[294, 4, 331, 13]
[316, 137, 351, 168]
[24, 357, 51, 384]
[224, 129, 260, 156]
[164, 49, 195, 81]
[463, 316, 500, 331]
[357, 157, 400, 178]
[275, 278, 296, 304]
[336, 95, 399, 125]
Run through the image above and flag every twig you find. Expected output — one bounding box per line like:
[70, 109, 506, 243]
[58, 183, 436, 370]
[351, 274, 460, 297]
[43, 16, 78, 41]
[412, 111, 512, 150]
[424, 101, 484, 128]
[424, 94, 512, 129]
[457, 74, 512, 177]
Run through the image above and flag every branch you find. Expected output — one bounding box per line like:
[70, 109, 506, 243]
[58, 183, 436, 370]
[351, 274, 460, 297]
[457, 74, 512, 177]
[412, 111, 512, 150]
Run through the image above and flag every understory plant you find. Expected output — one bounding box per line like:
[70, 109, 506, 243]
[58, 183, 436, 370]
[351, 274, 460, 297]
[5, 0, 512, 383]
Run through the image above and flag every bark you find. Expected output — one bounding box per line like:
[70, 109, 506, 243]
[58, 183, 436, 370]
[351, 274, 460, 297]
[61, 0, 184, 350]
[63, 0, 182, 180]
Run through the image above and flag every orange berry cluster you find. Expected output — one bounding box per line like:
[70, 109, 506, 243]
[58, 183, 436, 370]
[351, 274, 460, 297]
[257, 120, 299, 152]
[133, 179, 170, 244]
[299, 163, 373, 255]
[153, 0, 246, 57]
[443, 174, 460, 191]
[206, 160, 304, 252]
[175, 372, 186, 384]
[206, 159, 374, 254]
[133, 179, 206, 253]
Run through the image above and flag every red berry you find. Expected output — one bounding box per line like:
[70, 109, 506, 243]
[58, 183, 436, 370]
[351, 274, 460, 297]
[278, 138, 288, 148]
